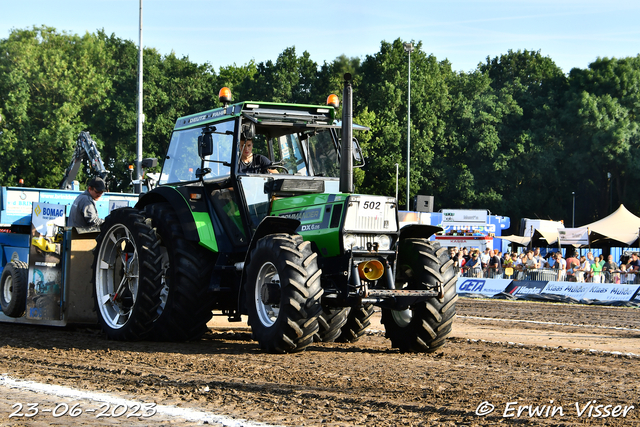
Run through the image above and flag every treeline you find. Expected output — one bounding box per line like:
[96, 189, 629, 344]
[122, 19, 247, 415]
[1, 26, 639, 229]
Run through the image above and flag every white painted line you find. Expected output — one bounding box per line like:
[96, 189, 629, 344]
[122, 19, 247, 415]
[458, 315, 640, 332]
[465, 339, 640, 358]
[0, 374, 281, 427]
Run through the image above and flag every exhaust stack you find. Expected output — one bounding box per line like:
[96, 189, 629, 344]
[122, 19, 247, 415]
[339, 73, 354, 194]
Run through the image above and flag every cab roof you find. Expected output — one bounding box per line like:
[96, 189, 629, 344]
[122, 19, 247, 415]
[173, 101, 337, 131]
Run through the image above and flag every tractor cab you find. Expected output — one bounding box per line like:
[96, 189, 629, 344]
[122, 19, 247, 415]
[157, 88, 365, 248]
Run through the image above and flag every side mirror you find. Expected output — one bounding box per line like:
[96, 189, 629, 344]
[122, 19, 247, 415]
[352, 137, 365, 167]
[241, 122, 255, 141]
[198, 133, 214, 157]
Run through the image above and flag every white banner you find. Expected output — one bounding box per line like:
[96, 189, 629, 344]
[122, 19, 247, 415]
[558, 227, 589, 245]
[541, 282, 590, 299]
[581, 284, 640, 301]
[456, 278, 511, 296]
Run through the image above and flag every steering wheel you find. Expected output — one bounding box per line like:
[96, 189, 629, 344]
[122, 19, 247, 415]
[268, 164, 290, 174]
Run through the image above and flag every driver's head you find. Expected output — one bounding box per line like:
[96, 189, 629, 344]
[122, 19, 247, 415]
[240, 138, 253, 158]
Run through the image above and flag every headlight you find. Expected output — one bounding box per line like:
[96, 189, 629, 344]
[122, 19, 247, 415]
[376, 234, 392, 251]
[343, 234, 358, 250]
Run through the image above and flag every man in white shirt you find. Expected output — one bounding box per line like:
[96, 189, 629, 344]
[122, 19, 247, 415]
[480, 248, 491, 270]
[533, 247, 544, 265]
[553, 252, 567, 280]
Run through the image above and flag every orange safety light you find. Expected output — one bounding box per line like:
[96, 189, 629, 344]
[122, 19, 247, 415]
[219, 87, 232, 106]
[128, 165, 134, 171]
[326, 94, 339, 108]
[327, 93, 340, 108]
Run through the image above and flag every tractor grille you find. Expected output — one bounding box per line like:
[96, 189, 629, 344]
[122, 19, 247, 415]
[343, 196, 398, 232]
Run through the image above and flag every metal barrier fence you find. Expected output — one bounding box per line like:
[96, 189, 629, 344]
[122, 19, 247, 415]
[454, 266, 639, 284]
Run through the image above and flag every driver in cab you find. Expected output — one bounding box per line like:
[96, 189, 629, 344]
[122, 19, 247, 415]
[238, 135, 278, 174]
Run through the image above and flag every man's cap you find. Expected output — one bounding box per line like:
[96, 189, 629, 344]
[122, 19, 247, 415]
[89, 176, 106, 192]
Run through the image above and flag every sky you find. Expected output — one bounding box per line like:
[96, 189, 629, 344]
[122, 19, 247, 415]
[1, 0, 639, 74]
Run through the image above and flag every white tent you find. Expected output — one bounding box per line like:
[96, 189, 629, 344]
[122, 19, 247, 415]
[581, 204, 640, 247]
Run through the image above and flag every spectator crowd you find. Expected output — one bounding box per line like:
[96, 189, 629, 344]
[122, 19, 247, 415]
[449, 246, 640, 284]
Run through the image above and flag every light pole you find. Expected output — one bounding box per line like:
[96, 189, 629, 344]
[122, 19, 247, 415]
[395, 163, 399, 203]
[135, 0, 144, 194]
[572, 192, 575, 227]
[404, 42, 414, 210]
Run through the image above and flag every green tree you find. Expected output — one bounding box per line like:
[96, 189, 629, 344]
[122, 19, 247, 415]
[478, 49, 568, 225]
[562, 56, 640, 222]
[358, 39, 450, 209]
[0, 26, 112, 188]
[432, 68, 521, 213]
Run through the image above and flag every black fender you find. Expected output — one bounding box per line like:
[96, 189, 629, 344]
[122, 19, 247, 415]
[135, 187, 200, 242]
[237, 216, 301, 314]
[399, 224, 443, 241]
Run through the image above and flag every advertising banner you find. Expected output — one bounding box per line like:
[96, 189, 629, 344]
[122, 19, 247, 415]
[541, 282, 591, 300]
[505, 280, 548, 296]
[442, 209, 488, 226]
[26, 203, 65, 320]
[558, 228, 589, 246]
[456, 278, 511, 297]
[5, 189, 39, 216]
[581, 284, 640, 301]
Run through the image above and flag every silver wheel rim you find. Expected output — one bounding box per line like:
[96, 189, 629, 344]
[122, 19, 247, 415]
[3, 275, 13, 304]
[392, 308, 413, 327]
[254, 262, 280, 327]
[95, 224, 139, 329]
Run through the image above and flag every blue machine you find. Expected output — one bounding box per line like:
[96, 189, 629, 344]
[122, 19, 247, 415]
[0, 186, 138, 274]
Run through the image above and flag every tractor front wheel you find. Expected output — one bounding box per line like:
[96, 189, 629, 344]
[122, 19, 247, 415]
[381, 239, 457, 352]
[245, 234, 322, 353]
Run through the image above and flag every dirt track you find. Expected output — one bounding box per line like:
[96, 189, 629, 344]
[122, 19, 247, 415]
[2, 299, 640, 426]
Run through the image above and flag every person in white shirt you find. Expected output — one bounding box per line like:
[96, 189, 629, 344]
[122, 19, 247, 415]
[524, 250, 539, 269]
[533, 247, 545, 266]
[553, 252, 567, 281]
[480, 248, 491, 270]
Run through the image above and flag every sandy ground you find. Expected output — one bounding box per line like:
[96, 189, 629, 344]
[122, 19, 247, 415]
[1, 298, 640, 426]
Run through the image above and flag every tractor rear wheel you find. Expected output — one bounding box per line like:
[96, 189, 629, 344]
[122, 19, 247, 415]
[245, 234, 322, 353]
[93, 208, 164, 340]
[0, 260, 28, 318]
[316, 306, 350, 342]
[144, 202, 215, 341]
[381, 239, 457, 352]
[336, 303, 375, 343]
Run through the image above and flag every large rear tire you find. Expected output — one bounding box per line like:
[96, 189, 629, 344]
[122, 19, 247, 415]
[336, 303, 375, 343]
[0, 260, 28, 318]
[381, 239, 457, 352]
[245, 234, 323, 353]
[93, 208, 164, 340]
[144, 202, 215, 341]
[316, 306, 350, 342]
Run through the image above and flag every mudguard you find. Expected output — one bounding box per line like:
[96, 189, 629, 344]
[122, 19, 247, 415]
[135, 186, 218, 252]
[398, 224, 443, 241]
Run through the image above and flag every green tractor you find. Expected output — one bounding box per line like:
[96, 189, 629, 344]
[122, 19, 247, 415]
[92, 76, 457, 353]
